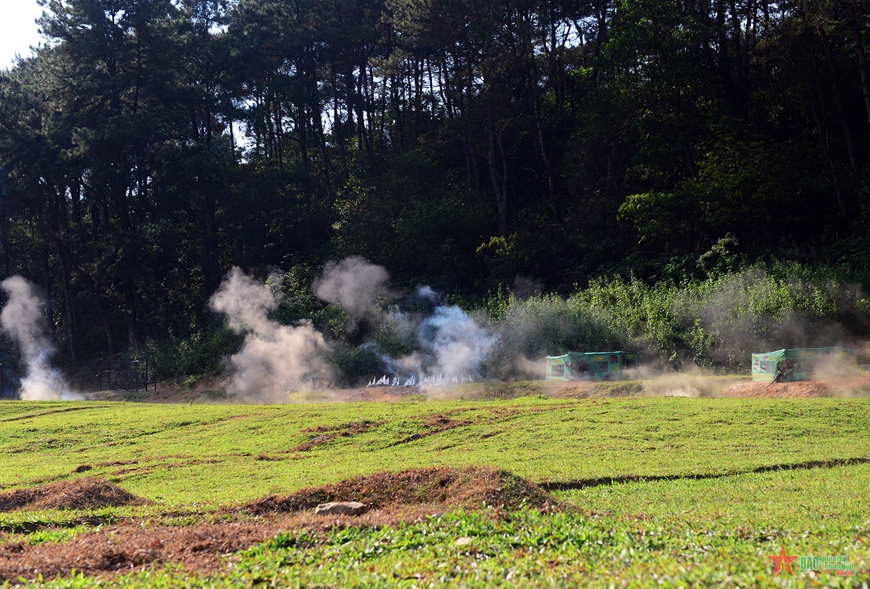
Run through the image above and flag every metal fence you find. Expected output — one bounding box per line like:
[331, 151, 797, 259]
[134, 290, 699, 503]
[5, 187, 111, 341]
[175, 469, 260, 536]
[66, 354, 158, 393]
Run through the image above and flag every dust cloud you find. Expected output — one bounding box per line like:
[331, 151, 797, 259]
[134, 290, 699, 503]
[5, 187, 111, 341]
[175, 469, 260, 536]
[210, 258, 870, 399]
[312, 259, 498, 385]
[419, 306, 497, 378]
[210, 267, 332, 401]
[634, 368, 741, 398]
[314, 256, 397, 324]
[0, 276, 78, 400]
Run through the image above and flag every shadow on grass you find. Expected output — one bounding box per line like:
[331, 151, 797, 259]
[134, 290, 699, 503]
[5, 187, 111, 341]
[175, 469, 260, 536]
[540, 456, 870, 491]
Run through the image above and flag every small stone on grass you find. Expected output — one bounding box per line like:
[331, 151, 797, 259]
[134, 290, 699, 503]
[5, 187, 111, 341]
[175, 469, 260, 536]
[313, 501, 368, 516]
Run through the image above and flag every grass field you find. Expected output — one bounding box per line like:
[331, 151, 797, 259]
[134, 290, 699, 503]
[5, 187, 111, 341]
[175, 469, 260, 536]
[1, 392, 868, 587]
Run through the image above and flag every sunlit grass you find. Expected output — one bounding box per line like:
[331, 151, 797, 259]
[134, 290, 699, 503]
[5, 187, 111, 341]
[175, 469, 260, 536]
[2, 396, 869, 587]
[2, 397, 869, 507]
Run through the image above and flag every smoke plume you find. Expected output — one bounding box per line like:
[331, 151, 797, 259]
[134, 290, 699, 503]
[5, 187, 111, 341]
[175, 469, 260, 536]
[314, 256, 397, 323]
[0, 276, 76, 400]
[419, 306, 497, 377]
[210, 267, 332, 401]
[213, 258, 870, 397]
[311, 258, 499, 384]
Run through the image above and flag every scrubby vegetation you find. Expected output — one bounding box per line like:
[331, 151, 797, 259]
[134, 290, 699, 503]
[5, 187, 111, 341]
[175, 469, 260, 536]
[193, 259, 868, 386]
[487, 261, 870, 375]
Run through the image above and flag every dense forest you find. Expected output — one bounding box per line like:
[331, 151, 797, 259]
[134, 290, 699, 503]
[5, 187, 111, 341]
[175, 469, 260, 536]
[1, 0, 870, 384]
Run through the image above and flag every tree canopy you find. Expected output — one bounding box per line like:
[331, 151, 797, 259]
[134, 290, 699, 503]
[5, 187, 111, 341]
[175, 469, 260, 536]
[1, 0, 870, 367]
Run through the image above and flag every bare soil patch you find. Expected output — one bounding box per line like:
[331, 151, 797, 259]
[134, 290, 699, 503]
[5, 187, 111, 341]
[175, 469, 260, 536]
[705, 374, 870, 398]
[562, 382, 644, 397]
[242, 466, 555, 515]
[0, 522, 275, 582]
[721, 381, 833, 398]
[292, 419, 383, 451]
[388, 414, 472, 446]
[0, 467, 556, 583]
[0, 478, 148, 512]
[327, 386, 424, 402]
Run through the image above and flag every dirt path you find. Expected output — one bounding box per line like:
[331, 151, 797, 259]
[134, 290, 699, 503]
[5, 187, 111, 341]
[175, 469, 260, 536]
[83, 373, 870, 404]
[720, 375, 870, 398]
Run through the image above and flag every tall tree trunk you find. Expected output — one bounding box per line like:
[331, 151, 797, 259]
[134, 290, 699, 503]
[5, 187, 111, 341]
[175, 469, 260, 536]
[358, 66, 377, 176]
[487, 98, 508, 236]
[298, 99, 312, 203]
[52, 238, 79, 363]
[99, 296, 115, 356]
[125, 280, 138, 350]
[806, 36, 846, 214]
[333, 62, 349, 180]
[390, 73, 404, 145]
[79, 268, 115, 355]
[818, 25, 861, 180]
[313, 92, 334, 201]
[727, 0, 749, 116]
[378, 69, 387, 156]
[274, 95, 284, 169]
[1, 203, 8, 278]
[715, 0, 738, 114]
[530, 61, 555, 201]
[201, 190, 221, 295]
[41, 244, 54, 334]
[94, 287, 115, 356]
[807, 74, 845, 213]
[846, 3, 870, 126]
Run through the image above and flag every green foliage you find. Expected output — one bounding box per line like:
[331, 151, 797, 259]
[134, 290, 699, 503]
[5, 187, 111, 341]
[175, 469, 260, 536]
[618, 190, 688, 245]
[484, 262, 869, 372]
[331, 151, 491, 290]
[25, 526, 87, 546]
[696, 233, 740, 278]
[3, 0, 870, 381]
[328, 343, 386, 387]
[123, 259, 870, 383]
[270, 265, 323, 325]
[486, 293, 622, 378]
[144, 326, 244, 380]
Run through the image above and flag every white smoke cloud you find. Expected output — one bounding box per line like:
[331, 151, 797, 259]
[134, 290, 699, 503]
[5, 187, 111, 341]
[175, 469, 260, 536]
[420, 306, 497, 377]
[312, 258, 500, 384]
[369, 303, 498, 385]
[416, 285, 439, 303]
[314, 256, 397, 321]
[212, 260, 502, 394]
[0, 276, 77, 400]
[210, 267, 333, 401]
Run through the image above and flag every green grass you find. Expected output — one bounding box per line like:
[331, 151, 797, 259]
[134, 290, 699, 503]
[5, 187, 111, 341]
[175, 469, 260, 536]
[2, 396, 869, 587]
[14, 472, 870, 587]
[3, 396, 869, 504]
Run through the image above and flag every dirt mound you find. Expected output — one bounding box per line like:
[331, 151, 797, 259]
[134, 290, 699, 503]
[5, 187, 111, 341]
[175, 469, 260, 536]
[243, 467, 555, 515]
[0, 478, 147, 512]
[0, 469, 555, 582]
[720, 381, 833, 398]
[0, 521, 273, 582]
[292, 420, 383, 451]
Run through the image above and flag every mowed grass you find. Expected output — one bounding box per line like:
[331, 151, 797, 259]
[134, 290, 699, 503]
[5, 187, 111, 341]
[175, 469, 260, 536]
[2, 397, 868, 504]
[1, 395, 869, 587]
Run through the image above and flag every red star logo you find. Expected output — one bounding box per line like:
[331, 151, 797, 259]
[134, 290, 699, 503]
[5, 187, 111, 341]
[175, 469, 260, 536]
[768, 546, 798, 574]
